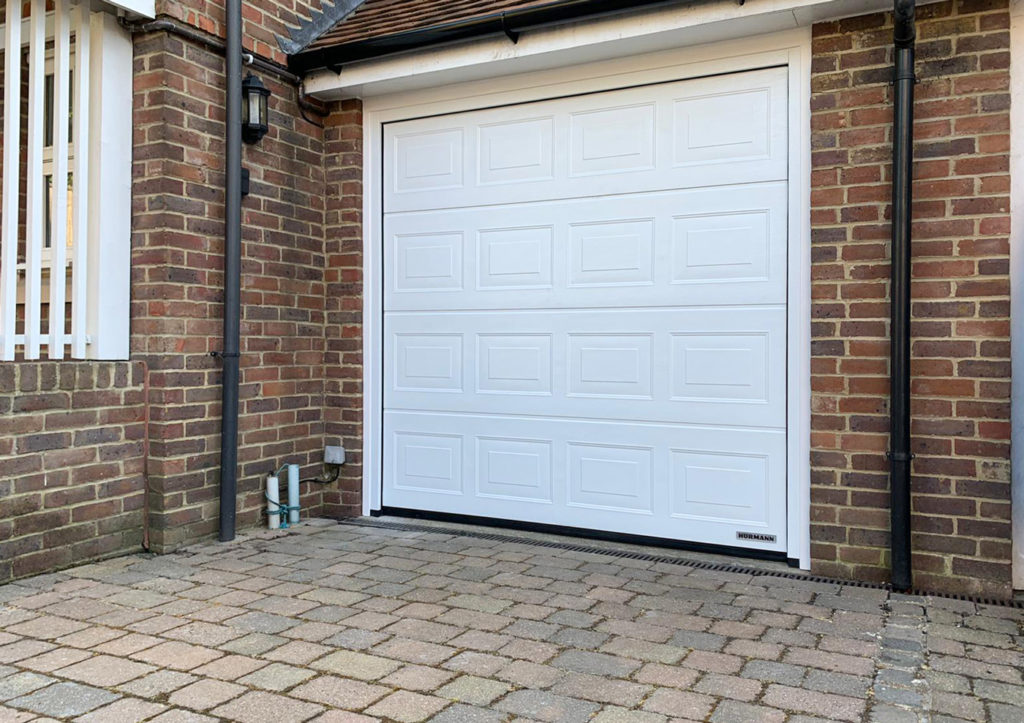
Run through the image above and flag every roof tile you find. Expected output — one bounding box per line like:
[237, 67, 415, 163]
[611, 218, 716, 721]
[307, 0, 560, 51]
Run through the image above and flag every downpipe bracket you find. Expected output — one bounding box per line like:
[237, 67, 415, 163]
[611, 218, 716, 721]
[886, 451, 915, 462]
[500, 13, 520, 43]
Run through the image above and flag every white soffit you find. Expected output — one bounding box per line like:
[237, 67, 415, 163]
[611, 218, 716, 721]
[104, 0, 156, 20]
[304, 0, 892, 99]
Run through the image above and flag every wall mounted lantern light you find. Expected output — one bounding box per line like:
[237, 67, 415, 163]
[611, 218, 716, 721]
[241, 74, 271, 144]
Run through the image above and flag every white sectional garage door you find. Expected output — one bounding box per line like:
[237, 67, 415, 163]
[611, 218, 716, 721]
[381, 67, 790, 552]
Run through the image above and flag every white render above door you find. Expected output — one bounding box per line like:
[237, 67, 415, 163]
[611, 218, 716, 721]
[380, 65, 791, 553]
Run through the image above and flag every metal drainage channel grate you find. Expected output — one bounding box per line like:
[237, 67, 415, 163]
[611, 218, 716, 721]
[338, 518, 1024, 609]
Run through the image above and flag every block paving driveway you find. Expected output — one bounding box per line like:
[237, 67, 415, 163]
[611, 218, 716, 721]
[0, 519, 1022, 722]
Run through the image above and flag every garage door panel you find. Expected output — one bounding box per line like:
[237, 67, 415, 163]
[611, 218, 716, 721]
[477, 437, 554, 503]
[392, 431, 463, 495]
[385, 183, 787, 311]
[478, 226, 554, 289]
[672, 86, 774, 166]
[477, 333, 553, 395]
[386, 308, 785, 427]
[568, 442, 654, 513]
[393, 333, 463, 392]
[393, 232, 464, 292]
[670, 448, 774, 525]
[385, 67, 788, 213]
[393, 128, 465, 194]
[383, 66, 790, 554]
[670, 331, 771, 404]
[568, 333, 653, 400]
[384, 411, 787, 550]
[479, 117, 556, 186]
[570, 102, 656, 176]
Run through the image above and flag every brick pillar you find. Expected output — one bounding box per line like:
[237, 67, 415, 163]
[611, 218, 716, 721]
[131, 29, 329, 550]
[809, 0, 1013, 596]
[323, 99, 364, 518]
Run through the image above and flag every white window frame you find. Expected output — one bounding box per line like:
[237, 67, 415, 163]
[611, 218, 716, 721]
[357, 29, 813, 568]
[13, 51, 76, 275]
[42, 50, 75, 265]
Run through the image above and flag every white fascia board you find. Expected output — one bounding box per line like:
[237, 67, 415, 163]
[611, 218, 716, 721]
[304, 0, 894, 99]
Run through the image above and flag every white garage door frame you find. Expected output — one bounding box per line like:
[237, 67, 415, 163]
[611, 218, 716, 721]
[360, 28, 813, 568]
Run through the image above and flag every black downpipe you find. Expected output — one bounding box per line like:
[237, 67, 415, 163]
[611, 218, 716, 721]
[890, 0, 916, 591]
[219, 0, 243, 542]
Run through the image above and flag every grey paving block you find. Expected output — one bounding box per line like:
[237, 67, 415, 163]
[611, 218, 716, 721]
[0, 672, 54, 701]
[549, 650, 640, 678]
[9, 681, 119, 717]
[740, 659, 806, 686]
[866, 704, 919, 723]
[494, 689, 599, 723]
[669, 629, 728, 652]
[429, 702, 508, 723]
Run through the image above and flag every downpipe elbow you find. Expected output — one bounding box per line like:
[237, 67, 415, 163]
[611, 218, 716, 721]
[893, 0, 916, 49]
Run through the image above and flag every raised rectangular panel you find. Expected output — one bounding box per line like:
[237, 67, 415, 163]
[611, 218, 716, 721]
[570, 104, 655, 176]
[672, 211, 771, 284]
[568, 443, 652, 513]
[570, 219, 654, 287]
[394, 432, 462, 494]
[477, 438, 552, 502]
[394, 334, 462, 391]
[671, 333, 769, 403]
[393, 128, 464, 192]
[673, 89, 771, 166]
[569, 334, 652, 399]
[670, 451, 769, 523]
[394, 232, 463, 292]
[478, 226, 553, 289]
[478, 117, 554, 185]
[477, 334, 552, 394]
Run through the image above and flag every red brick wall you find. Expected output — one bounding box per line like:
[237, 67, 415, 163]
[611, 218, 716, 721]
[1, 0, 358, 567]
[155, 0, 328, 66]
[322, 99, 364, 518]
[130, 25, 333, 551]
[810, 0, 1012, 596]
[0, 362, 147, 582]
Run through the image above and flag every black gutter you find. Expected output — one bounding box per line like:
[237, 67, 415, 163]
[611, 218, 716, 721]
[289, 0, 691, 74]
[219, 0, 243, 543]
[889, 0, 916, 591]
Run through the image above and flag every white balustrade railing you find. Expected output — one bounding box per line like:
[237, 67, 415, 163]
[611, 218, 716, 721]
[0, 1, 134, 361]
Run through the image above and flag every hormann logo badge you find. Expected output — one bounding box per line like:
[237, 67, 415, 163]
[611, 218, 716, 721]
[737, 532, 777, 543]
